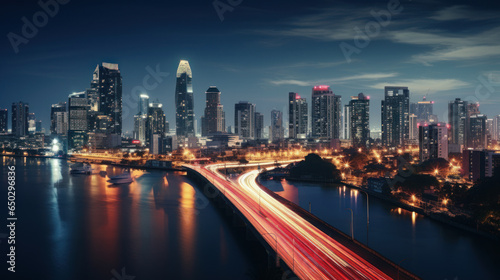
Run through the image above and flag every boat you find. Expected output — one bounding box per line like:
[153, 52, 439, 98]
[107, 170, 133, 184]
[70, 162, 93, 174]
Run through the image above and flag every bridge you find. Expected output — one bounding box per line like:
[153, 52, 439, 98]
[185, 161, 421, 280]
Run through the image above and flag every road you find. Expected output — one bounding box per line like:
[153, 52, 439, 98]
[189, 162, 393, 280]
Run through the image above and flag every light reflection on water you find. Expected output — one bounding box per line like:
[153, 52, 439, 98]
[2, 157, 264, 280]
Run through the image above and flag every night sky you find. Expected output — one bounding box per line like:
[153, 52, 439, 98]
[1, 0, 500, 135]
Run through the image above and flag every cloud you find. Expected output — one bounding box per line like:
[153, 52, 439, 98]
[430, 5, 499, 21]
[412, 46, 500, 65]
[369, 79, 470, 94]
[270, 72, 398, 86]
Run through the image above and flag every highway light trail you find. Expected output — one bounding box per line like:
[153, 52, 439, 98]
[189, 162, 392, 280]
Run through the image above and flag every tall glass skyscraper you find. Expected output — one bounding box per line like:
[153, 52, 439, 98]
[133, 93, 149, 145]
[288, 92, 308, 139]
[381, 86, 410, 147]
[175, 60, 194, 138]
[201, 86, 225, 136]
[346, 93, 370, 148]
[11, 102, 29, 137]
[68, 92, 88, 150]
[0, 108, 7, 134]
[91, 62, 122, 135]
[311, 85, 341, 139]
[270, 109, 284, 143]
[50, 102, 68, 135]
[448, 98, 468, 150]
[234, 101, 256, 139]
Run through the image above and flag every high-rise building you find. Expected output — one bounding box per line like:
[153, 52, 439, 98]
[346, 93, 370, 148]
[68, 92, 88, 150]
[28, 112, 36, 134]
[410, 96, 434, 121]
[133, 93, 149, 146]
[409, 114, 418, 141]
[147, 100, 166, 147]
[469, 114, 487, 149]
[138, 93, 150, 116]
[35, 120, 42, 133]
[0, 108, 7, 133]
[270, 110, 284, 143]
[419, 122, 449, 162]
[11, 102, 29, 137]
[311, 85, 341, 139]
[288, 92, 308, 139]
[90, 63, 122, 135]
[493, 115, 500, 141]
[201, 86, 225, 136]
[448, 98, 468, 150]
[255, 112, 264, 139]
[175, 60, 194, 138]
[234, 101, 255, 139]
[50, 102, 68, 135]
[381, 86, 410, 147]
[463, 149, 500, 181]
[343, 104, 351, 140]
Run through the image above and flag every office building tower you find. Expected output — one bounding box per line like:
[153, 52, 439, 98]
[493, 115, 500, 141]
[448, 98, 468, 150]
[147, 100, 166, 146]
[68, 92, 88, 150]
[344, 104, 351, 140]
[410, 96, 434, 121]
[270, 110, 284, 143]
[463, 149, 500, 181]
[346, 93, 370, 147]
[469, 114, 487, 149]
[175, 60, 194, 138]
[381, 86, 410, 147]
[138, 93, 150, 115]
[311, 85, 341, 139]
[255, 112, 264, 139]
[0, 108, 7, 133]
[36, 120, 42, 133]
[90, 63, 122, 135]
[11, 102, 29, 137]
[409, 114, 418, 141]
[28, 112, 36, 134]
[288, 92, 308, 139]
[234, 101, 256, 139]
[201, 86, 225, 136]
[50, 102, 68, 135]
[419, 122, 449, 162]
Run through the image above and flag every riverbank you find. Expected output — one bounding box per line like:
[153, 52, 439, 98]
[264, 174, 499, 242]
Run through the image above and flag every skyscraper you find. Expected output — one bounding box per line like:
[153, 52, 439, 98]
[493, 115, 500, 141]
[255, 112, 264, 139]
[311, 85, 341, 139]
[50, 102, 68, 135]
[448, 98, 468, 150]
[234, 101, 255, 139]
[468, 114, 487, 149]
[201, 86, 225, 136]
[409, 114, 419, 141]
[419, 122, 449, 162]
[288, 92, 308, 139]
[410, 96, 434, 121]
[133, 93, 149, 145]
[346, 93, 370, 148]
[175, 60, 194, 138]
[270, 110, 284, 143]
[68, 92, 88, 150]
[381, 86, 410, 147]
[11, 102, 29, 137]
[28, 112, 36, 134]
[91, 62, 122, 135]
[147, 100, 166, 146]
[0, 108, 7, 133]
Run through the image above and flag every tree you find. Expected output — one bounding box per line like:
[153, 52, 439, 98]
[394, 174, 439, 195]
[290, 153, 341, 181]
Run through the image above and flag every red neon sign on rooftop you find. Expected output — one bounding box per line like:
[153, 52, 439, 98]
[313, 85, 330, 91]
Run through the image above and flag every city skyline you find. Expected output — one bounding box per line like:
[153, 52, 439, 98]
[2, 0, 500, 134]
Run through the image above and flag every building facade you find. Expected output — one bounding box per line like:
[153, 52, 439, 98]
[381, 86, 410, 147]
[288, 92, 308, 139]
[346, 93, 370, 148]
[234, 101, 256, 140]
[419, 122, 449, 162]
[91, 63, 122, 135]
[201, 86, 225, 136]
[175, 60, 194, 138]
[270, 109, 284, 143]
[11, 102, 29, 137]
[68, 92, 88, 150]
[311, 85, 341, 139]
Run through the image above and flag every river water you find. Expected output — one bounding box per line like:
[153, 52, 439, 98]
[262, 179, 500, 280]
[0, 157, 268, 280]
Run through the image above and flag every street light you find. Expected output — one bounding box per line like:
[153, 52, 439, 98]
[358, 189, 370, 244]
